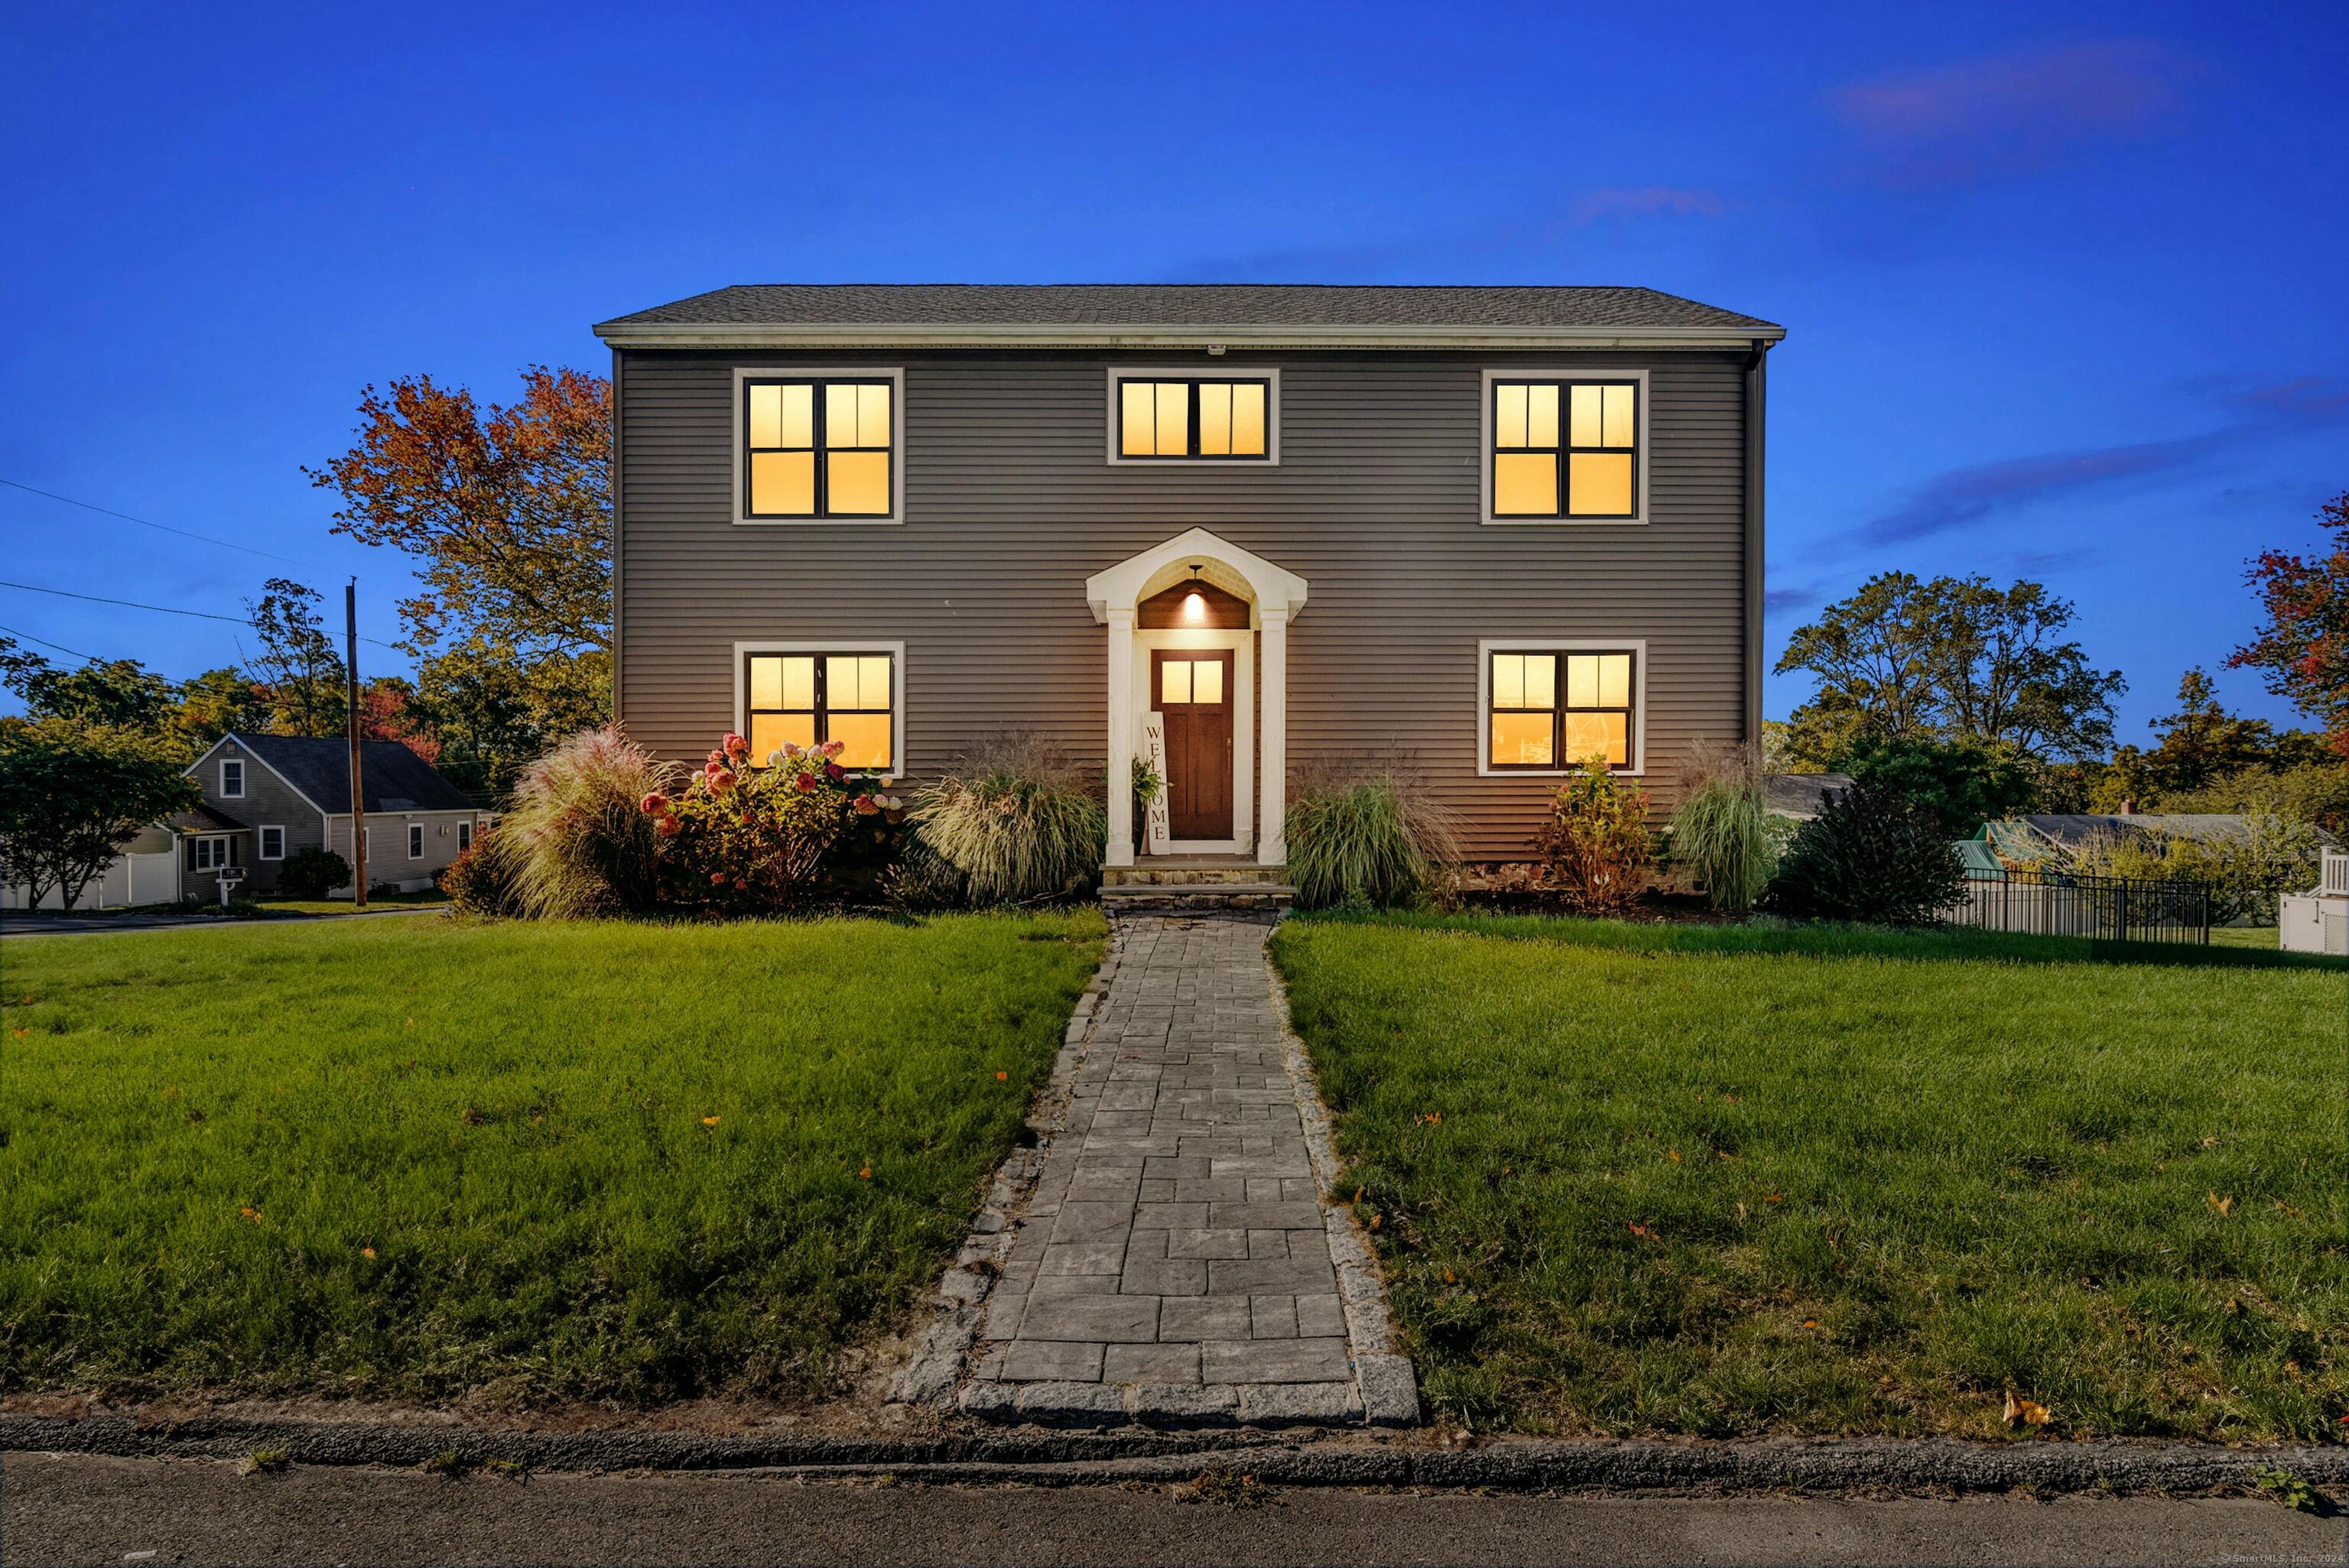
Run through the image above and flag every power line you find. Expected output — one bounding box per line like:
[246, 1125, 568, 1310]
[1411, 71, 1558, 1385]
[0, 578, 403, 651]
[0, 476, 319, 567]
[0, 622, 105, 663]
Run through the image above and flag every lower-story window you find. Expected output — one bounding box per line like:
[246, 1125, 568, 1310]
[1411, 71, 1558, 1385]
[408, 823, 425, 859]
[258, 825, 284, 859]
[193, 836, 231, 870]
[1483, 644, 1642, 771]
[457, 820, 473, 854]
[741, 646, 899, 771]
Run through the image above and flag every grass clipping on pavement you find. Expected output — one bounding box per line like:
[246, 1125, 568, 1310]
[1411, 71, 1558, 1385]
[2, 909, 1105, 1406]
[1270, 912, 2347, 1443]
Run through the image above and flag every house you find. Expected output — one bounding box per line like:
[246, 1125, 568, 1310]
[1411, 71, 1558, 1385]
[181, 735, 486, 898]
[1765, 772, 1854, 821]
[591, 284, 1782, 869]
[1983, 813, 2340, 867]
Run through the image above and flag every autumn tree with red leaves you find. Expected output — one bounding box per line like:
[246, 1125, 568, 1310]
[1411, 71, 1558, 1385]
[2230, 490, 2349, 759]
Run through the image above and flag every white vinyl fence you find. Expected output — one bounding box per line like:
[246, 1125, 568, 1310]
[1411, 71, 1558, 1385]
[2, 850, 180, 911]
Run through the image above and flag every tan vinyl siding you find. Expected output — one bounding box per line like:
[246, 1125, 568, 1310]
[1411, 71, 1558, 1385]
[617, 348, 1753, 859]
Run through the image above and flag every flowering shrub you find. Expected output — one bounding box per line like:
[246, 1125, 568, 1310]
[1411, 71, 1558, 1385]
[440, 831, 518, 917]
[642, 731, 904, 911]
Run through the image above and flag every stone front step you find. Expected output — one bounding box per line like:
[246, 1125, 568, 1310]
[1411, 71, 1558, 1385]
[1098, 882, 1295, 915]
[1101, 862, 1291, 888]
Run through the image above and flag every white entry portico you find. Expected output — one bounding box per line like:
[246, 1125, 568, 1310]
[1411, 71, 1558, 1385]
[1084, 528, 1308, 869]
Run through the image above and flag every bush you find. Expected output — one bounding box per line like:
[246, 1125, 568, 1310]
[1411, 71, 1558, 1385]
[1668, 742, 1772, 912]
[1537, 761, 1655, 914]
[277, 846, 351, 901]
[1767, 781, 1962, 926]
[2073, 813, 2323, 923]
[1285, 766, 1459, 911]
[1840, 732, 2040, 836]
[645, 732, 904, 913]
[439, 832, 518, 917]
[500, 727, 676, 919]
[911, 735, 1103, 904]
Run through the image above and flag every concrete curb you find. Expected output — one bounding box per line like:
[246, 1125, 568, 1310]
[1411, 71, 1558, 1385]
[5, 1415, 2342, 1496]
[888, 923, 1127, 1412]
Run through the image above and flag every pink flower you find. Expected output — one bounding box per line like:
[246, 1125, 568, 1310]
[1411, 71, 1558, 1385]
[654, 816, 681, 837]
[707, 748, 727, 768]
[709, 872, 728, 885]
[824, 761, 847, 783]
[723, 732, 749, 757]
[778, 741, 802, 759]
[639, 792, 670, 815]
[852, 794, 879, 816]
[821, 739, 846, 758]
[710, 768, 737, 794]
[794, 772, 817, 793]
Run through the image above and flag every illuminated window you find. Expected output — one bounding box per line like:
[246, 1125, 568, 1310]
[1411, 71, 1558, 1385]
[1491, 380, 1638, 518]
[1486, 648, 1638, 770]
[1116, 378, 1270, 459]
[744, 650, 896, 771]
[743, 378, 893, 518]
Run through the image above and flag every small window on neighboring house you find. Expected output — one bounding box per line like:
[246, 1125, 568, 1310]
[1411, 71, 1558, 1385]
[1486, 648, 1639, 771]
[1116, 378, 1272, 460]
[220, 758, 244, 797]
[408, 823, 425, 859]
[743, 649, 896, 771]
[742, 378, 894, 518]
[193, 836, 229, 871]
[258, 826, 284, 860]
[1491, 379, 1639, 519]
[457, 820, 473, 854]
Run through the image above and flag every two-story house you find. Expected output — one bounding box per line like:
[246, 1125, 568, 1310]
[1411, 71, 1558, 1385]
[591, 284, 1780, 872]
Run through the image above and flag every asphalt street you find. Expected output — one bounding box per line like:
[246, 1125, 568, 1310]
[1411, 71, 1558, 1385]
[4, 1453, 2340, 1566]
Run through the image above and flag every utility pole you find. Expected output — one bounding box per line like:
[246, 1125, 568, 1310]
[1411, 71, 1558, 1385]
[345, 579, 368, 909]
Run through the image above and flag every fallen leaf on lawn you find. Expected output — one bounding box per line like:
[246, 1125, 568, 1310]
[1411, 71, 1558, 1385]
[1369, 1213, 1382, 1229]
[2200, 1135, 2218, 1148]
[1802, 1319, 1818, 1329]
[1626, 1221, 1653, 1238]
[9, 1029, 26, 1039]
[1667, 1149, 1682, 1163]
[2276, 1200, 2303, 1217]
[2206, 1193, 2234, 1216]
[1766, 1192, 1784, 1204]
[239, 1207, 258, 1220]
[701, 1116, 720, 1127]
[361, 1247, 376, 1258]
[2003, 1391, 2050, 1427]
[995, 1070, 1008, 1081]
[858, 1165, 871, 1180]
[405, 1018, 414, 1027]
[1442, 1270, 1456, 1284]
[1736, 1202, 1748, 1220]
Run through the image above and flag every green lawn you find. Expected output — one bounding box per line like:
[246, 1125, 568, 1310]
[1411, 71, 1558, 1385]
[2, 910, 1104, 1405]
[1271, 911, 2347, 1443]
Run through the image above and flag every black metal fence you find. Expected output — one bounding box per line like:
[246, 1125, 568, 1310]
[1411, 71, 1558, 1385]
[1951, 868, 2213, 944]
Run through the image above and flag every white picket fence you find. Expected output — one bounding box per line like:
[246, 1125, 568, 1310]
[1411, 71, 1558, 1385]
[1, 850, 181, 911]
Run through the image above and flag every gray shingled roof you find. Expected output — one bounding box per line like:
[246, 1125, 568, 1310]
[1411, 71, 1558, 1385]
[599, 284, 1781, 334]
[1766, 773, 1854, 819]
[230, 735, 475, 814]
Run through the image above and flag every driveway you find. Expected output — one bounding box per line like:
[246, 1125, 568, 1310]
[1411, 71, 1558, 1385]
[4, 1453, 2338, 1566]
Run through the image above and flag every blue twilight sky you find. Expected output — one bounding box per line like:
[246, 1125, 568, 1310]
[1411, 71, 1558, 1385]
[4, 1, 2344, 739]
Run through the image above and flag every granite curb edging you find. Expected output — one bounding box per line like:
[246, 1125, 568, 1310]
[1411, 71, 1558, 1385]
[7, 1416, 2342, 1498]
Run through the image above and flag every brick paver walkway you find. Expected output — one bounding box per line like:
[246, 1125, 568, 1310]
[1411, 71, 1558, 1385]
[958, 914, 1408, 1425]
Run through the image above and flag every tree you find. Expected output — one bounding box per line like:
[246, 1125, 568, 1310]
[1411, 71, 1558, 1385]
[2137, 668, 2277, 796]
[0, 638, 176, 731]
[356, 675, 442, 766]
[307, 366, 612, 662]
[245, 578, 346, 737]
[164, 667, 271, 757]
[0, 720, 199, 910]
[411, 635, 610, 799]
[2230, 489, 2349, 759]
[1776, 572, 2123, 764]
[1839, 732, 2040, 838]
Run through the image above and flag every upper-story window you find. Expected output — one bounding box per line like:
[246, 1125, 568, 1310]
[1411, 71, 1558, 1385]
[742, 647, 898, 772]
[1487, 375, 1642, 522]
[1110, 374, 1276, 463]
[738, 372, 901, 522]
[220, 758, 245, 797]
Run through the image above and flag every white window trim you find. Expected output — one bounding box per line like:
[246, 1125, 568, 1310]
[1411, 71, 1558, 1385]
[219, 758, 245, 797]
[1104, 367, 1283, 467]
[730, 640, 908, 778]
[729, 366, 905, 527]
[457, 820, 473, 853]
[1476, 637, 1650, 778]
[258, 825, 285, 860]
[407, 822, 425, 859]
[193, 836, 230, 871]
[1479, 368, 1651, 527]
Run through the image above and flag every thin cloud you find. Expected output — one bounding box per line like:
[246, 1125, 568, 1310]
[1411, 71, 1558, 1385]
[1816, 376, 2349, 560]
[1764, 586, 1821, 614]
[1833, 39, 2192, 185]
[2011, 547, 2103, 573]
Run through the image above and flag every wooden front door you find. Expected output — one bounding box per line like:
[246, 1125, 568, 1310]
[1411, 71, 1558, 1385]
[1153, 649, 1235, 841]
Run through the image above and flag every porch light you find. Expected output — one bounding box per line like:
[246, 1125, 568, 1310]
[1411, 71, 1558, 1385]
[1181, 565, 1207, 624]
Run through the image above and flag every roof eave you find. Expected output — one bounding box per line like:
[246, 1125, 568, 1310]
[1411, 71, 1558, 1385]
[590, 320, 1787, 351]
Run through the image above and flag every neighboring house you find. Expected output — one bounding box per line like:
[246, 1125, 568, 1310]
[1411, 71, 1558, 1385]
[1764, 772, 1854, 822]
[1983, 813, 2341, 867]
[593, 284, 1782, 865]
[183, 735, 486, 896]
